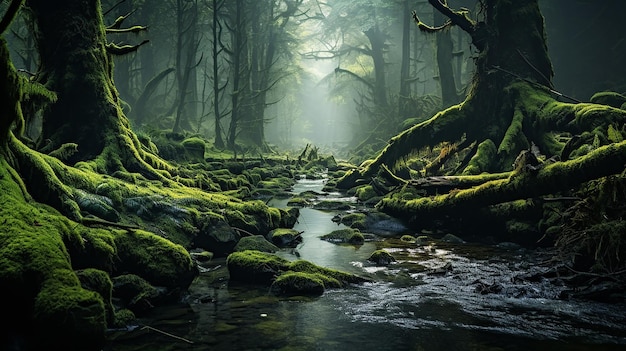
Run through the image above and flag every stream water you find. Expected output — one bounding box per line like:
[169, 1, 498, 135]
[104, 178, 626, 351]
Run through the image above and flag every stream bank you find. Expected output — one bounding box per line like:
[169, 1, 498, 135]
[104, 177, 626, 350]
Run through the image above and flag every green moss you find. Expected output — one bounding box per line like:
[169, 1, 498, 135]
[75, 268, 114, 324]
[355, 185, 377, 202]
[287, 260, 363, 286]
[112, 308, 136, 328]
[590, 91, 626, 108]
[227, 250, 290, 284]
[320, 228, 364, 245]
[270, 271, 326, 296]
[114, 230, 196, 288]
[34, 279, 106, 343]
[368, 250, 396, 266]
[312, 200, 352, 211]
[234, 235, 279, 253]
[400, 235, 416, 243]
[339, 212, 367, 230]
[287, 197, 310, 207]
[464, 139, 497, 175]
[267, 228, 302, 247]
[227, 250, 366, 289]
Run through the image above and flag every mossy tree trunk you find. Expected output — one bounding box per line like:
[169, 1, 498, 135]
[337, 0, 626, 236]
[26, 0, 169, 179]
[340, 0, 625, 185]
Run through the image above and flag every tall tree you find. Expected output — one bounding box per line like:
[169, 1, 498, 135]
[338, 0, 626, 231]
[26, 0, 165, 179]
[209, 0, 228, 148]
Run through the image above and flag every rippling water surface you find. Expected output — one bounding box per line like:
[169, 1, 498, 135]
[105, 178, 626, 351]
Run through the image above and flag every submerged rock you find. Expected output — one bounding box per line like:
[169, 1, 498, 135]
[368, 250, 396, 266]
[320, 228, 364, 245]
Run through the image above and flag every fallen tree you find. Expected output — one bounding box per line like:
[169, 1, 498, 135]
[336, 0, 626, 281]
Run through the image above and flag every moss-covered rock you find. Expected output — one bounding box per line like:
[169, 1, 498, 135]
[339, 212, 367, 230]
[111, 274, 162, 314]
[226, 251, 367, 295]
[114, 230, 198, 289]
[320, 228, 365, 245]
[227, 250, 290, 284]
[368, 250, 396, 266]
[267, 228, 302, 248]
[270, 271, 326, 296]
[234, 235, 279, 253]
[193, 220, 241, 257]
[181, 137, 206, 161]
[355, 185, 378, 202]
[312, 200, 352, 211]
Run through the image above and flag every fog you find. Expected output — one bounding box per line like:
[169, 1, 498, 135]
[4, 0, 625, 156]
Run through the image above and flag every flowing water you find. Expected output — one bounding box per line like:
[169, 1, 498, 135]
[105, 178, 626, 351]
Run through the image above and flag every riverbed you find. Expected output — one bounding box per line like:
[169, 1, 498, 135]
[104, 178, 626, 350]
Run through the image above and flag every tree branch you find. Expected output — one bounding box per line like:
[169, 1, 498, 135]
[427, 0, 476, 34]
[106, 39, 149, 55]
[106, 25, 148, 34]
[334, 67, 374, 91]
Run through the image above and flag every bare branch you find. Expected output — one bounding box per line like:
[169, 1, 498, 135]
[107, 9, 136, 29]
[106, 25, 148, 34]
[427, 0, 476, 34]
[106, 39, 149, 55]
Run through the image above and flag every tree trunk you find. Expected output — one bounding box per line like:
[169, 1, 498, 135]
[28, 0, 170, 179]
[338, 0, 626, 233]
[398, 0, 412, 119]
[434, 9, 458, 108]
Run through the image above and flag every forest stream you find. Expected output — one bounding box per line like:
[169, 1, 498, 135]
[103, 177, 626, 351]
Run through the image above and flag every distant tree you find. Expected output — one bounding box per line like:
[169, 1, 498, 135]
[224, 0, 304, 151]
[208, 0, 228, 148]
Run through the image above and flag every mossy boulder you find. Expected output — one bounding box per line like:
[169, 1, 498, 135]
[181, 137, 206, 161]
[267, 228, 302, 248]
[286, 197, 311, 207]
[226, 251, 367, 295]
[193, 220, 241, 257]
[320, 228, 365, 245]
[234, 235, 279, 253]
[111, 274, 162, 314]
[278, 207, 299, 228]
[114, 230, 198, 289]
[313, 200, 352, 211]
[227, 250, 290, 284]
[339, 212, 367, 230]
[269, 271, 326, 296]
[368, 250, 396, 266]
[355, 185, 378, 202]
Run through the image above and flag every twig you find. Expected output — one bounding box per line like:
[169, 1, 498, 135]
[232, 227, 255, 237]
[491, 65, 582, 103]
[141, 325, 194, 344]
